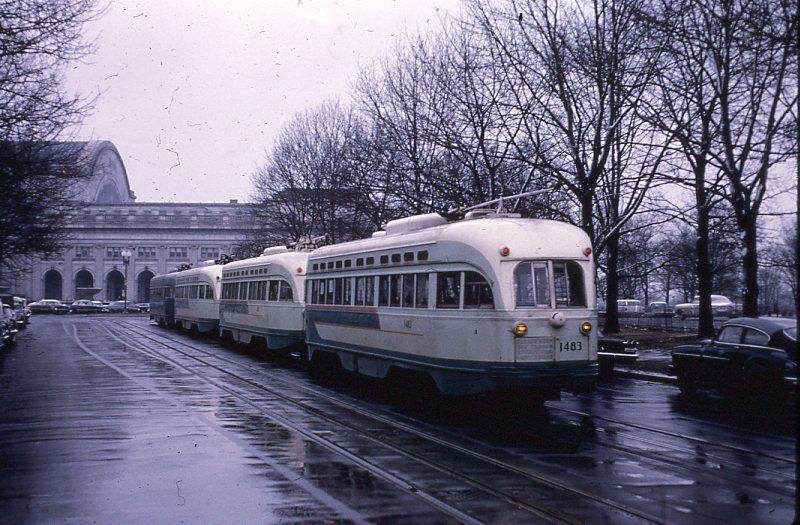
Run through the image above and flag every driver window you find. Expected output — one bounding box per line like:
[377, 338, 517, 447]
[743, 329, 769, 346]
[718, 325, 743, 344]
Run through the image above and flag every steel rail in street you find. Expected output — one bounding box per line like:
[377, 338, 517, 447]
[110, 320, 667, 524]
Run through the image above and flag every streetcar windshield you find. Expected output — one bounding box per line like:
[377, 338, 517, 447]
[515, 261, 586, 308]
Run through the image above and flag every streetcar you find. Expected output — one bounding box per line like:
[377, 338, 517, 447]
[218, 246, 309, 352]
[304, 204, 599, 399]
[150, 273, 177, 326]
[173, 262, 223, 333]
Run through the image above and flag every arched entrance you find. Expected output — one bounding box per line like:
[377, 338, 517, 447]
[74, 269, 98, 300]
[43, 270, 63, 300]
[75, 269, 93, 288]
[106, 270, 125, 301]
[136, 269, 155, 303]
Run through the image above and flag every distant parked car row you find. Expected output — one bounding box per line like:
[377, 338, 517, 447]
[599, 296, 740, 319]
[1, 296, 31, 349]
[26, 299, 150, 315]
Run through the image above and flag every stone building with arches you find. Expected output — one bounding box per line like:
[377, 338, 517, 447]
[2, 141, 257, 303]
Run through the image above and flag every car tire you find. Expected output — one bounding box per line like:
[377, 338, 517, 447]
[677, 373, 697, 396]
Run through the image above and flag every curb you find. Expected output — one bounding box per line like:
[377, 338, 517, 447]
[613, 368, 676, 385]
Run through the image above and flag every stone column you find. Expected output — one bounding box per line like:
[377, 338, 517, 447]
[64, 248, 74, 302]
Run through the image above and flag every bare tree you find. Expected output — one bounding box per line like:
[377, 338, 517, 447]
[0, 0, 98, 273]
[251, 101, 379, 246]
[356, 37, 457, 214]
[471, 0, 668, 332]
[705, 0, 797, 316]
[635, 0, 733, 336]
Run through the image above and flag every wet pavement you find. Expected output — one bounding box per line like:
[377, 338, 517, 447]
[0, 316, 795, 524]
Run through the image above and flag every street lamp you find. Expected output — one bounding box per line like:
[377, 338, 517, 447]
[121, 248, 132, 312]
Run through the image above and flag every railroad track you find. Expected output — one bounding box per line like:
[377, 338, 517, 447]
[113, 320, 794, 515]
[122, 320, 796, 476]
[105, 320, 669, 524]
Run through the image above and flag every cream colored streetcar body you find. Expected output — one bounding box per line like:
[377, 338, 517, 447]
[304, 211, 598, 397]
[172, 262, 223, 333]
[218, 246, 308, 352]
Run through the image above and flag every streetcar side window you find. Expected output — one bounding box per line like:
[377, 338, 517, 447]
[378, 275, 389, 306]
[515, 262, 550, 308]
[355, 277, 366, 305]
[266, 280, 277, 301]
[279, 280, 293, 302]
[389, 275, 401, 307]
[326, 278, 335, 304]
[318, 279, 327, 304]
[364, 275, 375, 305]
[436, 272, 461, 309]
[463, 271, 494, 309]
[334, 277, 343, 305]
[415, 273, 429, 308]
[342, 277, 352, 305]
[401, 274, 414, 307]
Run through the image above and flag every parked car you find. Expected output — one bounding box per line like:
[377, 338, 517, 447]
[29, 299, 70, 314]
[617, 299, 644, 315]
[105, 300, 131, 313]
[69, 300, 105, 314]
[598, 330, 639, 377]
[1, 295, 29, 328]
[674, 295, 736, 319]
[91, 301, 109, 312]
[13, 297, 30, 327]
[645, 301, 674, 317]
[135, 303, 150, 313]
[670, 317, 797, 400]
[1, 303, 18, 348]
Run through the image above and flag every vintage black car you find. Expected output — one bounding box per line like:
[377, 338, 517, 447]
[69, 300, 105, 314]
[670, 317, 797, 400]
[29, 299, 71, 314]
[598, 331, 639, 377]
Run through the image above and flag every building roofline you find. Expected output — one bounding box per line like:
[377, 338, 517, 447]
[86, 202, 250, 207]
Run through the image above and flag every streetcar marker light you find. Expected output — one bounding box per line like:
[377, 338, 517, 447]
[500, 246, 510, 257]
[583, 247, 592, 257]
[512, 322, 527, 337]
[580, 321, 592, 334]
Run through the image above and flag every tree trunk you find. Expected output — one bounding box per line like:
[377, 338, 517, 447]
[604, 233, 621, 333]
[741, 218, 760, 316]
[696, 202, 715, 337]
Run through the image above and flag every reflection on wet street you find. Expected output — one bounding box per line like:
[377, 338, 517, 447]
[0, 317, 795, 523]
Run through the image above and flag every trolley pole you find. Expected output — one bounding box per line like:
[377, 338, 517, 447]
[121, 248, 132, 312]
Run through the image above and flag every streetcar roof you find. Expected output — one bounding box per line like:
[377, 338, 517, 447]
[309, 216, 591, 262]
[172, 264, 223, 283]
[221, 251, 309, 275]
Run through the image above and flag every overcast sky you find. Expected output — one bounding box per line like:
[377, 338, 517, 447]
[67, 0, 458, 203]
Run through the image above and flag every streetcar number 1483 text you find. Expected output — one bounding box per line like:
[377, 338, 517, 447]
[558, 341, 583, 352]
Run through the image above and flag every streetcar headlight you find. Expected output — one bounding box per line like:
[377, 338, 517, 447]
[580, 321, 592, 334]
[512, 322, 527, 337]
